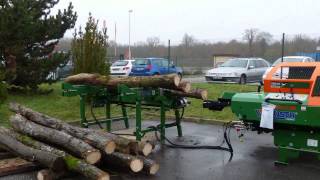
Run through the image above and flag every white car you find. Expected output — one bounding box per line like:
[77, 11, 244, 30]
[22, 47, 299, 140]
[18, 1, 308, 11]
[262, 56, 315, 79]
[110, 59, 135, 76]
[205, 58, 270, 84]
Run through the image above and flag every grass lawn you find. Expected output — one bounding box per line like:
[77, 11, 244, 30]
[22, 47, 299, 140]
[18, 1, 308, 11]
[0, 82, 258, 126]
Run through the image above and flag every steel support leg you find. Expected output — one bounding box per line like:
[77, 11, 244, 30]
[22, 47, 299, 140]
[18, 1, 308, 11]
[160, 104, 166, 143]
[121, 105, 129, 128]
[79, 96, 87, 128]
[106, 103, 111, 131]
[275, 146, 299, 165]
[135, 101, 142, 141]
[175, 109, 182, 137]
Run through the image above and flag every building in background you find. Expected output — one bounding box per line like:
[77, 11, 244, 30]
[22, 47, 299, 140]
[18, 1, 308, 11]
[211, 53, 240, 68]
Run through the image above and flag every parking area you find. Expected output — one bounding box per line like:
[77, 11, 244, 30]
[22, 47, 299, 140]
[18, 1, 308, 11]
[2, 120, 320, 180]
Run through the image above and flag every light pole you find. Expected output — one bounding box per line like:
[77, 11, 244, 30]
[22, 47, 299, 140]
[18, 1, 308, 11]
[128, 9, 133, 59]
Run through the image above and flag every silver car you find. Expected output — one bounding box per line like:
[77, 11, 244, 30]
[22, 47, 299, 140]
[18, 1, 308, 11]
[262, 56, 315, 79]
[205, 58, 270, 84]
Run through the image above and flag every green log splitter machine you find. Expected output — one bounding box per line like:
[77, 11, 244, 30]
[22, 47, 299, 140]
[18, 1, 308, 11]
[204, 62, 320, 165]
[62, 83, 188, 142]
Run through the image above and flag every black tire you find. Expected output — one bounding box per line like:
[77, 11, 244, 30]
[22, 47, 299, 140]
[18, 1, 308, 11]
[153, 72, 160, 76]
[239, 74, 247, 84]
[177, 73, 182, 79]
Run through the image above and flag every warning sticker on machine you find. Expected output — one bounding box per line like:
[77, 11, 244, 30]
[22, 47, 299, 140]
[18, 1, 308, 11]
[307, 139, 318, 147]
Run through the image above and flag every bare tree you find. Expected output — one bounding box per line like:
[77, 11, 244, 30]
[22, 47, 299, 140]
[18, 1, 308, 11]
[146, 37, 160, 47]
[243, 28, 259, 57]
[256, 31, 273, 57]
[181, 33, 196, 48]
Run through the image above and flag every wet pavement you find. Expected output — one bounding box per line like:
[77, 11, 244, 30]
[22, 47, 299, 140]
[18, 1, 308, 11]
[1, 121, 320, 180]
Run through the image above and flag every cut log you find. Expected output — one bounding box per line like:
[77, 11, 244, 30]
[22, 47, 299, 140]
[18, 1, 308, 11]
[138, 156, 160, 175]
[189, 88, 208, 100]
[113, 136, 139, 155]
[3, 127, 109, 180]
[9, 103, 145, 158]
[0, 152, 15, 160]
[176, 81, 191, 93]
[0, 127, 65, 171]
[10, 114, 101, 165]
[116, 134, 155, 156]
[164, 88, 208, 100]
[0, 157, 39, 177]
[37, 169, 67, 180]
[104, 152, 143, 173]
[9, 102, 116, 155]
[65, 73, 181, 89]
[138, 141, 153, 157]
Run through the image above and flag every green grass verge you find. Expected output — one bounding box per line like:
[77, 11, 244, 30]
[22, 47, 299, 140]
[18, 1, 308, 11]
[0, 82, 258, 126]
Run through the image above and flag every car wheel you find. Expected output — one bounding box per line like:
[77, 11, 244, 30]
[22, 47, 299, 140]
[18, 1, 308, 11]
[153, 73, 160, 76]
[239, 74, 247, 84]
[177, 73, 182, 79]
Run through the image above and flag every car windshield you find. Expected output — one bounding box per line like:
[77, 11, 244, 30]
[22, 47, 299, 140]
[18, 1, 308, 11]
[220, 59, 248, 68]
[272, 58, 304, 66]
[112, 60, 129, 66]
[134, 59, 150, 66]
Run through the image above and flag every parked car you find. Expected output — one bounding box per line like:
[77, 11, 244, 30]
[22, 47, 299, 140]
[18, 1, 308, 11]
[129, 58, 183, 77]
[262, 56, 315, 79]
[205, 58, 270, 84]
[110, 59, 135, 76]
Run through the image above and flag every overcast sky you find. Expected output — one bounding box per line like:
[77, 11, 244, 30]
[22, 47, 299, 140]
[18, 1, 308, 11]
[54, 0, 320, 45]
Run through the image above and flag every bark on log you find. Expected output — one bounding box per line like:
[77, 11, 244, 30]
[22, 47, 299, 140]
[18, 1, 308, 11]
[10, 114, 101, 165]
[137, 156, 159, 175]
[9, 102, 116, 155]
[176, 81, 191, 93]
[164, 88, 208, 100]
[104, 152, 143, 173]
[0, 127, 65, 171]
[0, 157, 39, 177]
[3, 127, 109, 180]
[65, 73, 181, 89]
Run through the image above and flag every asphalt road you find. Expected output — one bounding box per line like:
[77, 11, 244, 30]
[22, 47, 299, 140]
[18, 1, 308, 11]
[2, 121, 320, 180]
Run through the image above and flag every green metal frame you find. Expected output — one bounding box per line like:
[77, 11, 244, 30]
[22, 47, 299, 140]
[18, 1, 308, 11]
[62, 83, 183, 142]
[228, 91, 320, 165]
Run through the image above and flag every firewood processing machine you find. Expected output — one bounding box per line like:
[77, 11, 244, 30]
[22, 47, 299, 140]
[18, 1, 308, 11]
[62, 83, 188, 142]
[204, 62, 320, 165]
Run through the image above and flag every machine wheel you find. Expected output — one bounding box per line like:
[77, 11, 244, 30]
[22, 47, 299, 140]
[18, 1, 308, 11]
[239, 74, 247, 84]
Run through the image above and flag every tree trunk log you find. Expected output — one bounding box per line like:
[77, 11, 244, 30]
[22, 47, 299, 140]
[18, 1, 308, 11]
[137, 156, 159, 175]
[104, 152, 143, 173]
[37, 169, 67, 180]
[65, 73, 181, 89]
[9, 103, 150, 157]
[0, 127, 65, 171]
[10, 114, 101, 165]
[164, 88, 208, 100]
[3, 127, 109, 180]
[176, 81, 191, 93]
[9, 102, 115, 155]
[138, 141, 153, 157]
[0, 157, 39, 177]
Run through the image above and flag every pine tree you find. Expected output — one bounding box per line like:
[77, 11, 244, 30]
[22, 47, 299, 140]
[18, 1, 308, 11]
[0, 0, 77, 91]
[72, 13, 109, 76]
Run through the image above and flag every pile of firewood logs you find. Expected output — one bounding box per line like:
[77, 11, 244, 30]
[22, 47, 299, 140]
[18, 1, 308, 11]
[0, 103, 159, 180]
[65, 73, 208, 100]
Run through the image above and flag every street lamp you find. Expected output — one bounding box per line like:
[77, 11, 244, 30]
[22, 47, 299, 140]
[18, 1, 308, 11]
[128, 9, 133, 59]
